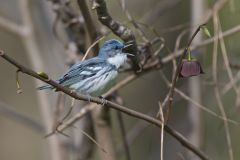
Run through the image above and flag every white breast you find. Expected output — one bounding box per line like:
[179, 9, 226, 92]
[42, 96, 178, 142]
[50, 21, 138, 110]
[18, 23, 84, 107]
[88, 70, 118, 96]
[70, 69, 118, 96]
[107, 53, 127, 68]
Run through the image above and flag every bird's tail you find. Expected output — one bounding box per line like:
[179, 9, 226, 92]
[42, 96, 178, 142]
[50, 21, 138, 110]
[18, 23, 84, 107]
[37, 84, 54, 90]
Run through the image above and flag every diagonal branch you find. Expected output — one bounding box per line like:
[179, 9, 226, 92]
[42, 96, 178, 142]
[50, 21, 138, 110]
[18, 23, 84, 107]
[92, 0, 140, 71]
[0, 51, 209, 160]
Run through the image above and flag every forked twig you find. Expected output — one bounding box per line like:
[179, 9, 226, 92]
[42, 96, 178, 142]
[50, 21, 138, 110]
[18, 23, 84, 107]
[82, 36, 105, 61]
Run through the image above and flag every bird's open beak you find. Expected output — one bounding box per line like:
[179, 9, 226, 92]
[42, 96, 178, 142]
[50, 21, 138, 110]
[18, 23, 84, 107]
[122, 44, 135, 58]
[123, 43, 133, 49]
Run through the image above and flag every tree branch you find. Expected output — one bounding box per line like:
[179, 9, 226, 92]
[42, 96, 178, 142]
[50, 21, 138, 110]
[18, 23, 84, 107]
[93, 0, 140, 71]
[0, 51, 209, 160]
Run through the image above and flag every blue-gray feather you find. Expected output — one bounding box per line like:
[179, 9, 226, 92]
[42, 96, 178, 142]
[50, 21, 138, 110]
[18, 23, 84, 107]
[58, 57, 116, 86]
[37, 39, 125, 96]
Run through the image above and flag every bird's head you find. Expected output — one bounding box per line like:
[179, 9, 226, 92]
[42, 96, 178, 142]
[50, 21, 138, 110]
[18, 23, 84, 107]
[98, 39, 133, 68]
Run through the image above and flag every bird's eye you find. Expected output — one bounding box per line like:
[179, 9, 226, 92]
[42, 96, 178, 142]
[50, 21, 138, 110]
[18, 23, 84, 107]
[115, 46, 119, 50]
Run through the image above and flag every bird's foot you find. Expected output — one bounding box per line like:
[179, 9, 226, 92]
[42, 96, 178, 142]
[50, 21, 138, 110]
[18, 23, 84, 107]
[98, 96, 107, 106]
[87, 95, 91, 102]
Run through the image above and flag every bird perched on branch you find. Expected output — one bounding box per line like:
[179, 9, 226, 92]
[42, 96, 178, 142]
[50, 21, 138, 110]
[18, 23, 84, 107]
[38, 39, 133, 97]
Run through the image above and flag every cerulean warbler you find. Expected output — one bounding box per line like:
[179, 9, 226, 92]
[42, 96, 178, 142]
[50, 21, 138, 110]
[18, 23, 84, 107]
[38, 39, 132, 97]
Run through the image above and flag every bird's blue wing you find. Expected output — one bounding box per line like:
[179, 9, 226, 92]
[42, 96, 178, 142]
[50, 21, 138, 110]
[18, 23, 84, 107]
[57, 57, 115, 87]
[37, 57, 117, 90]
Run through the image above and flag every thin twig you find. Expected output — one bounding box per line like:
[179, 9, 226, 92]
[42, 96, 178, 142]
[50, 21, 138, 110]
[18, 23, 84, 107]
[162, 24, 240, 64]
[158, 102, 164, 160]
[116, 109, 156, 155]
[172, 29, 188, 76]
[159, 71, 239, 125]
[82, 36, 105, 61]
[159, 23, 190, 35]
[163, 24, 205, 121]
[80, 129, 108, 154]
[212, 15, 234, 160]
[116, 96, 131, 160]
[118, 0, 149, 43]
[140, 0, 182, 24]
[117, 111, 131, 160]
[218, 18, 240, 108]
[221, 71, 240, 95]
[57, 103, 96, 132]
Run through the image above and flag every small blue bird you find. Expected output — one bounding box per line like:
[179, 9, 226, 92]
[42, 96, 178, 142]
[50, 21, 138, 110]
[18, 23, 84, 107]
[38, 39, 132, 97]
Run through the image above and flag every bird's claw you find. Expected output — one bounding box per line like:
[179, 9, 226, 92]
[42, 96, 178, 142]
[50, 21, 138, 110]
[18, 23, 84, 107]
[98, 96, 107, 106]
[87, 95, 91, 102]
